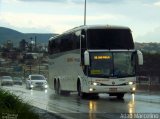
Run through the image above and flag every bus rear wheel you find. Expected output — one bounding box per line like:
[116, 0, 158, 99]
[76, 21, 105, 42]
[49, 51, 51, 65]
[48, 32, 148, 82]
[55, 80, 70, 96]
[55, 79, 61, 95]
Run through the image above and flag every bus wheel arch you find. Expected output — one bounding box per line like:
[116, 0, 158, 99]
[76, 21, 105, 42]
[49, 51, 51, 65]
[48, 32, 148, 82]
[77, 78, 86, 98]
[56, 78, 70, 96]
[77, 78, 82, 97]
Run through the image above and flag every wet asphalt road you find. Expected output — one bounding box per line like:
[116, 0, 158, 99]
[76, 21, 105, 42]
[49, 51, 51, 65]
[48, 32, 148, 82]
[2, 85, 160, 119]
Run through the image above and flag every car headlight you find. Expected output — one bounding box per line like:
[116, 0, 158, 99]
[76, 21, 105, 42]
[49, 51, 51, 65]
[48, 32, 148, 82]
[129, 82, 133, 85]
[44, 85, 48, 88]
[89, 88, 93, 91]
[30, 85, 34, 88]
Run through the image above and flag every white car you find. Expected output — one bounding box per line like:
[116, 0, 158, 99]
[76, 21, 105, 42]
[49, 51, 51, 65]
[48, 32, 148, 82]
[1, 76, 13, 86]
[26, 74, 48, 89]
[13, 77, 23, 85]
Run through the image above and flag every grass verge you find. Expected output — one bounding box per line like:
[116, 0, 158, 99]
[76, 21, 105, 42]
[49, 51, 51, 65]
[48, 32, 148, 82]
[0, 88, 39, 119]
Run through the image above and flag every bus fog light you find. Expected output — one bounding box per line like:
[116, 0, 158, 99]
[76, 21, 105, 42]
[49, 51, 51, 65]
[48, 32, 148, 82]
[30, 85, 34, 88]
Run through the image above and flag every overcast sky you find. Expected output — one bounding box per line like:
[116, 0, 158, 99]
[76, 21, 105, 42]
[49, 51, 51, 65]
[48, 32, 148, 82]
[0, 0, 160, 42]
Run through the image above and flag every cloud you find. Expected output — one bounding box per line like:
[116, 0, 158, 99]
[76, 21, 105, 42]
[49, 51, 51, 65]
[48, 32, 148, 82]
[19, 0, 67, 2]
[23, 0, 156, 5]
[0, 12, 80, 33]
[153, 1, 160, 7]
[135, 27, 160, 43]
[0, 11, 124, 33]
[1, 0, 21, 4]
[17, 0, 125, 4]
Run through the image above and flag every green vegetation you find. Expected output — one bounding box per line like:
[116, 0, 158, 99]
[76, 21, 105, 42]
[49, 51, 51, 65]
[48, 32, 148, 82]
[138, 52, 160, 77]
[0, 88, 39, 119]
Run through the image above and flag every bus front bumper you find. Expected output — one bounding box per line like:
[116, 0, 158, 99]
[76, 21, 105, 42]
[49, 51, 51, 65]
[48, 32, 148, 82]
[85, 85, 136, 94]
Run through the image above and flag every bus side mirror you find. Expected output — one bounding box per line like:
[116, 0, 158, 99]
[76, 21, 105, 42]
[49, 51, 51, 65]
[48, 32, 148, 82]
[137, 50, 143, 65]
[84, 50, 90, 65]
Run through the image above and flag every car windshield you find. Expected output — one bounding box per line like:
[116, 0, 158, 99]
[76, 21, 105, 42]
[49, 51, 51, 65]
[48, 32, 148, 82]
[2, 76, 12, 79]
[31, 76, 45, 80]
[13, 77, 21, 80]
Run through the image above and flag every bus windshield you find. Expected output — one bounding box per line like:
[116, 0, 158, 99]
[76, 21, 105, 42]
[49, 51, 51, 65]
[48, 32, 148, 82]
[87, 29, 134, 49]
[89, 52, 136, 78]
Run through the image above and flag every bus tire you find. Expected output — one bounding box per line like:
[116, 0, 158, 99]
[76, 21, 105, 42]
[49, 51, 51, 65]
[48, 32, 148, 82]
[55, 79, 60, 95]
[117, 93, 124, 99]
[57, 79, 61, 95]
[77, 80, 85, 98]
[54, 79, 56, 91]
[60, 91, 70, 96]
[90, 93, 99, 99]
[54, 79, 57, 94]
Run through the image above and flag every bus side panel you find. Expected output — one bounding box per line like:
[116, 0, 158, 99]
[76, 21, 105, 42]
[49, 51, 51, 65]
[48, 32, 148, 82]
[48, 49, 84, 92]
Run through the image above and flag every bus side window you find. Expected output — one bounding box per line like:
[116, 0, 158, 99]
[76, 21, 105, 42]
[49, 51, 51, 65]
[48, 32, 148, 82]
[60, 35, 72, 52]
[51, 38, 60, 53]
[48, 41, 52, 54]
[48, 40, 55, 54]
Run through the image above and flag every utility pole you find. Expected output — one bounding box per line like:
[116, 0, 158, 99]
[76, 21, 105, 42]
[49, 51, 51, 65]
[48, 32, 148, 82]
[84, 0, 86, 25]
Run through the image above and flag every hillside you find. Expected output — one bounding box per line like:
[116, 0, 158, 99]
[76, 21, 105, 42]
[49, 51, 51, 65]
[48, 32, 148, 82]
[0, 27, 55, 46]
[0, 27, 160, 53]
[135, 42, 160, 54]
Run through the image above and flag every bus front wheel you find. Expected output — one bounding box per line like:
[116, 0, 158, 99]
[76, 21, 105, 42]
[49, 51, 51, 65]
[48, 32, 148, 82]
[77, 81, 85, 98]
[117, 93, 124, 99]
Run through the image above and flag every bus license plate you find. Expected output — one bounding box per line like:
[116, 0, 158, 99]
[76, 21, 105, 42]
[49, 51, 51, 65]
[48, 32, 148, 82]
[109, 88, 117, 92]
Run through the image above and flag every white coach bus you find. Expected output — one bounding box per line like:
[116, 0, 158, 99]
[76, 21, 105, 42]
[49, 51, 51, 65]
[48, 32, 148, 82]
[48, 25, 143, 99]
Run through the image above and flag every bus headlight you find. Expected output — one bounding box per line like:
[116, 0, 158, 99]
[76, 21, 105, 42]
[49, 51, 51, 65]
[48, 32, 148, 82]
[92, 82, 100, 86]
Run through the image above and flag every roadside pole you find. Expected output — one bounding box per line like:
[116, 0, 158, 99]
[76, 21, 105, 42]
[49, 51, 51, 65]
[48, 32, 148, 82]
[84, 0, 86, 25]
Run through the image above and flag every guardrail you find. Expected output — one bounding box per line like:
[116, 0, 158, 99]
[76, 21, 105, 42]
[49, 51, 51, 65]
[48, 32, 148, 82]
[0, 64, 48, 79]
[136, 76, 160, 92]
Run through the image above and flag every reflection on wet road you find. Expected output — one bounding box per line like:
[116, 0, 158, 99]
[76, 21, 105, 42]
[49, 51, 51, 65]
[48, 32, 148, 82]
[2, 85, 160, 119]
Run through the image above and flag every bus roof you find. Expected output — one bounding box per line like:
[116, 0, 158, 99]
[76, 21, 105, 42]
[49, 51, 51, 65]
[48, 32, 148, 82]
[49, 25, 131, 41]
[65, 25, 130, 34]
